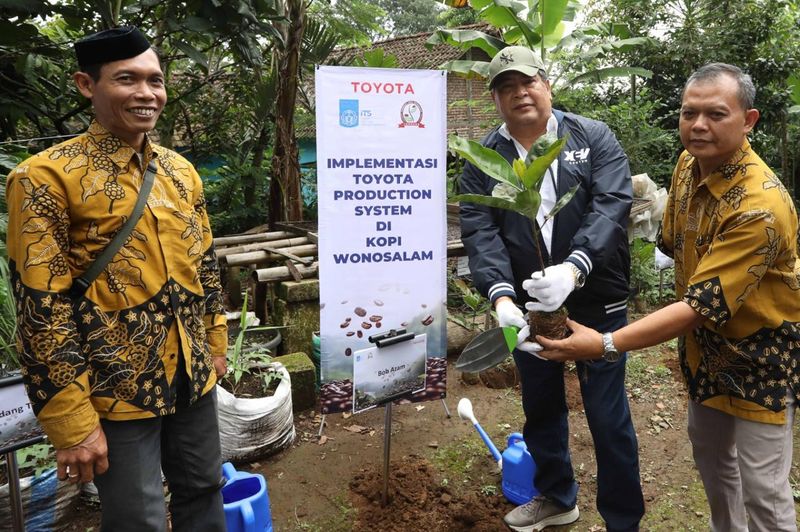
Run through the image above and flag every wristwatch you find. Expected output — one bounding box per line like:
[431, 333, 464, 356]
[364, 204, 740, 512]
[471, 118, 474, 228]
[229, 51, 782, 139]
[601, 332, 622, 362]
[565, 262, 586, 289]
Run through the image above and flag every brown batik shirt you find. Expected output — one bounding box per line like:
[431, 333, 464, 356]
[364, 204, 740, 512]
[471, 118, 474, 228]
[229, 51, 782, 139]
[6, 122, 227, 448]
[659, 139, 800, 424]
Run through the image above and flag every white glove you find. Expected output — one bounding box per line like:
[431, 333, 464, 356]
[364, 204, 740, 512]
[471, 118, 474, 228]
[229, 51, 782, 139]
[496, 300, 544, 357]
[495, 298, 527, 329]
[655, 247, 674, 270]
[516, 324, 545, 359]
[522, 263, 575, 312]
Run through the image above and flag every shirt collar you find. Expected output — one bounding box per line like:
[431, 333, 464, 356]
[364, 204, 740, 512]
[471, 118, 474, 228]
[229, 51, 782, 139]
[498, 113, 559, 157]
[86, 120, 160, 170]
[688, 139, 753, 200]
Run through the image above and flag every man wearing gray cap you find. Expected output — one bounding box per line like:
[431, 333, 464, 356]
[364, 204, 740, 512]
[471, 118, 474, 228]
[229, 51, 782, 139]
[6, 27, 227, 531]
[459, 46, 644, 531]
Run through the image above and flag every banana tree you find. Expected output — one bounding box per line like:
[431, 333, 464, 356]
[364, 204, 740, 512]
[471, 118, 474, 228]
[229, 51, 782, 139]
[427, 0, 652, 88]
[449, 132, 577, 336]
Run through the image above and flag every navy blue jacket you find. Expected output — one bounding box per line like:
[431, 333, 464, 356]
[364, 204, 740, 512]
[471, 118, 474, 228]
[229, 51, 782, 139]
[459, 110, 632, 324]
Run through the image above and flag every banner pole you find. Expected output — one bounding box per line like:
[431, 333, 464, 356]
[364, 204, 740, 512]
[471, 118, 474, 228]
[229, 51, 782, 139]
[5, 450, 25, 532]
[381, 402, 392, 507]
[440, 398, 451, 418]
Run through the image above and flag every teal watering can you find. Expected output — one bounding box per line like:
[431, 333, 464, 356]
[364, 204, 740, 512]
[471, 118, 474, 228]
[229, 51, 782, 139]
[222, 462, 273, 532]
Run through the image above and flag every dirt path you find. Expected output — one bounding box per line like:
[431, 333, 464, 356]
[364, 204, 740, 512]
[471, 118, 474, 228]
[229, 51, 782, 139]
[61, 340, 800, 531]
[254, 339, 800, 531]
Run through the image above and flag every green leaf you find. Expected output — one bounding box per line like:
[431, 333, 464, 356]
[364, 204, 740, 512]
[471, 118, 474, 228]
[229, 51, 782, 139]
[521, 136, 567, 189]
[567, 67, 653, 86]
[579, 37, 653, 61]
[544, 184, 579, 222]
[513, 187, 541, 221]
[539, 0, 569, 36]
[439, 60, 490, 79]
[0, 20, 38, 45]
[426, 29, 506, 56]
[173, 41, 208, 70]
[512, 158, 526, 179]
[449, 135, 520, 189]
[789, 105, 800, 115]
[452, 193, 520, 213]
[789, 74, 800, 106]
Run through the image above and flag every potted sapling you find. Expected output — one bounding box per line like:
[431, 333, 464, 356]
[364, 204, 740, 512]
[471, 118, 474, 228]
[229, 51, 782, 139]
[449, 132, 577, 340]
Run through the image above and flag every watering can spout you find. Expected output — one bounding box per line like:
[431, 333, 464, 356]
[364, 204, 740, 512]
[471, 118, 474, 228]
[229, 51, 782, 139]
[457, 397, 502, 465]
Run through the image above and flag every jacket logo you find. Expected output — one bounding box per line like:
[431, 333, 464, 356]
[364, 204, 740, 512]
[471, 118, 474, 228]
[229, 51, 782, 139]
[564, 148, 590, 163]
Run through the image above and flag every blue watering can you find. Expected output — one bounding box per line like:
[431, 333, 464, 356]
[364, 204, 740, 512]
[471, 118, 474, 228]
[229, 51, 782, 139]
[457, 398, 538, 505]
[221, 462, 273, 532]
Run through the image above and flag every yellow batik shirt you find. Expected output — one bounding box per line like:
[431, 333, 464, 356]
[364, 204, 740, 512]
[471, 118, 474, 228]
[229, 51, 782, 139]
[6, 122, 228, 448]
[659, 140, 800, 424]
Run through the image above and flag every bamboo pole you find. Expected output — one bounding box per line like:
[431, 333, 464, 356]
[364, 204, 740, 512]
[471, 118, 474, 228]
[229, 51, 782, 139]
[213, 230, 294, 247]
[253, 262, 319, 283]
[216, 237, 310, 258]
[225, 243, 317, 267]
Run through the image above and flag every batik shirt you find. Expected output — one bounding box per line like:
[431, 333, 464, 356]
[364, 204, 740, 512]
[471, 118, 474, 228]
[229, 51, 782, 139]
[659, 140, 800, 424]
[6, 122, 228, 448]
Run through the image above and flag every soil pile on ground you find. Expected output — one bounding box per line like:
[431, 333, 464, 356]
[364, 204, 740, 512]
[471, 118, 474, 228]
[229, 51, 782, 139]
[349, 454, 510, 531]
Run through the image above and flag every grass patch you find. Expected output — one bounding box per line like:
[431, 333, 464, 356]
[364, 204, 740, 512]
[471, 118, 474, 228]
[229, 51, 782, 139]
[432, 435, 501, 493]
[642, 477, 708, 530]
[294, 493, 355, 532]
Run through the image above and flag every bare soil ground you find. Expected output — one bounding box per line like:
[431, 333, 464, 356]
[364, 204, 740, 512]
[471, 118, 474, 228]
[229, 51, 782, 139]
[51, 314, 800, 531]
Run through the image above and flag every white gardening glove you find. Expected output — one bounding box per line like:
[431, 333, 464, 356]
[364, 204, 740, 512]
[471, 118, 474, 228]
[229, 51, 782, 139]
[495, 299, 544, 357]
[655, 247, 674, 270]
[522, 263, 575, 312]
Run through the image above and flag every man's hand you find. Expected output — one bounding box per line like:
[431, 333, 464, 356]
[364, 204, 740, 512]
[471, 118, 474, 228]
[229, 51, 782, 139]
[496, 298, 526, 329]
[522, 264, 576, 312]
[213, 356, 227, 378]
[496, 298, 544, 357]
[536, 319, 604, 362]
[56, 424, 108, 484]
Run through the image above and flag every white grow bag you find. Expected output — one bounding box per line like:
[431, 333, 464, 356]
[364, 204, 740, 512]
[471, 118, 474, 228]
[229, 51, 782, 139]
[216, 362, 295, 463]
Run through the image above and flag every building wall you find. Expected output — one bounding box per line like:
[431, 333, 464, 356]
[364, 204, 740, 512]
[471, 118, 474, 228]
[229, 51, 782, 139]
[446, 76, 499, 140]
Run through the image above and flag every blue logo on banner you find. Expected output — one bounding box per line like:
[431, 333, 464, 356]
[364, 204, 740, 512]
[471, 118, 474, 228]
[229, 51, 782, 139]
[339, 99, 359, 128]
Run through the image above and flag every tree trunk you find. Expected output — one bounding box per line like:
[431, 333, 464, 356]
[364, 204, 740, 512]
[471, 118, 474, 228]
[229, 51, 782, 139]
[269, 0, 305, 228]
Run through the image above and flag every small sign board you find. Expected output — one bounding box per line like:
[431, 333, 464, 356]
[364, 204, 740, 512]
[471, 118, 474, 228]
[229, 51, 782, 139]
[352, 334, 427, 413]
[0, 375, 45, 454]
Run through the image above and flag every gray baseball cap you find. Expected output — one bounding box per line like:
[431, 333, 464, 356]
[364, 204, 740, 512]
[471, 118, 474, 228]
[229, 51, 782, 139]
[488, 46, 546, 89]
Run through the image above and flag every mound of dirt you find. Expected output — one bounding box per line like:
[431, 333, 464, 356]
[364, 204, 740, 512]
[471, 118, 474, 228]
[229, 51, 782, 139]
[349, 455, 511, 532]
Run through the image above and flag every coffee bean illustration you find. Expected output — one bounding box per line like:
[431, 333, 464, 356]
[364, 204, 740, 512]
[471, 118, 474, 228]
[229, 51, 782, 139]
[346, 331, 355, 337]
[357, 330, 363, 338]
[369, 315, 382, 322]
[361, 322, 373, 329]
[422, 315, 434, 326]
[354, 307, 367, 317]
[341, 300, 347, 304]
[345, 348, 352, 356]
[340, 321, 350, 328]
[375, 322, 382, 328]
[374, 299, 384, 306]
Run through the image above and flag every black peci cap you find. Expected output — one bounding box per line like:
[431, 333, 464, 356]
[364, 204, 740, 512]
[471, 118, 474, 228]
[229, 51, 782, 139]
[74, 26, 151, 70]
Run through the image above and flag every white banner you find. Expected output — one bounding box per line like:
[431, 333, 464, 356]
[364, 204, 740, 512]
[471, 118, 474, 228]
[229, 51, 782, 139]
[315, 66, 447, 414]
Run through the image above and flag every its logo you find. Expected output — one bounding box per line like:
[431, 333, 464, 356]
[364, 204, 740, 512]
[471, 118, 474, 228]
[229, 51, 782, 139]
[398, 101, 425, 128]
[339, 99, 359, 128]
[564, 148, 590, 164]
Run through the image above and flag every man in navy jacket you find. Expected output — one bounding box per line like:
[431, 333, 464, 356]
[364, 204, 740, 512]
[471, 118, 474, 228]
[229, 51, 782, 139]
[459, 46, 644, 531]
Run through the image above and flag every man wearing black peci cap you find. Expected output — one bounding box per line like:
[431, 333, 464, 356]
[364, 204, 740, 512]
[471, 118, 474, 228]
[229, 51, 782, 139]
[459, 46, 644, 531]
[6, 27, 228, 531]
